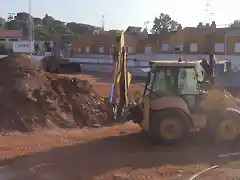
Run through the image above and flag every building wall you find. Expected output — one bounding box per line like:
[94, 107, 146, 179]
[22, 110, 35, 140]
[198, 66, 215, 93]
[228, 36, 240, 54]
[124, 33, 138, 54]
[0, 29, 22, 42]
[181, 28, 207, 53]
[72, 34, 117, 54]
[71, 25, 240, 56]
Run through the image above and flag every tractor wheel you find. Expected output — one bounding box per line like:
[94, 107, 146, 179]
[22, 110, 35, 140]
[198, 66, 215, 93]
[212, 118, 239, 144]
[150, 109, 190, 145]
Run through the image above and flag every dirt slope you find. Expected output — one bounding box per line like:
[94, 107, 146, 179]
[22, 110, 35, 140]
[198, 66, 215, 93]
[0, 54, 113, 132]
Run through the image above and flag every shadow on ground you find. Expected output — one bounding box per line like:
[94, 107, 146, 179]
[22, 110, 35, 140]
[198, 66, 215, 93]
[0, 132, 239, 180]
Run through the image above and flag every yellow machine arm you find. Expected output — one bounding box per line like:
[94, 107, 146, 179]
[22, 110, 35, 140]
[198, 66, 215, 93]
[109, 30, 132, 118]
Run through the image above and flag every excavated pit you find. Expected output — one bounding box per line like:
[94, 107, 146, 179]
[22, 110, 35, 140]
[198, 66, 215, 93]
[0, 54, 113, 132]
[41, 56, 82, 73]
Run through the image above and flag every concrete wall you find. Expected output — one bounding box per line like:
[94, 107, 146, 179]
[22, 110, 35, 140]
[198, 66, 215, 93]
[1, 53, 240, 70]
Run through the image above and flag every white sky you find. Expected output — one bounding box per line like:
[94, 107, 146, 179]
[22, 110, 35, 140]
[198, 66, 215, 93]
[0, 0, 239, 30]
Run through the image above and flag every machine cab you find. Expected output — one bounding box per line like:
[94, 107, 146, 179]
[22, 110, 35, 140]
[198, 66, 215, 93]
[144, 61, 204, 106]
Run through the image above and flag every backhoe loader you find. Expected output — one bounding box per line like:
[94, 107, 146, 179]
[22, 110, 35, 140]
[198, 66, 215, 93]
[109, 30, 240, 145]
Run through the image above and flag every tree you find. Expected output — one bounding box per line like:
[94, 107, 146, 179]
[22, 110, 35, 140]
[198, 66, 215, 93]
[230, 20, 240, 28]
[66, 22, 94, 34]
[5, 12, 34, 38]
[42, 14, 55, 25]
[4, 12, 98, 41]
[0, 17, 5, 27]
[4, 20, 21, 30]
[33, 17, 42, 25]
[151, 13, 182, 34]
[15, 12, 32, 23]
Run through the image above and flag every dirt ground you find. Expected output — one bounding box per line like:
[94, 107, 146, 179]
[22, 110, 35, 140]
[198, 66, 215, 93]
[1, 73, 240, 180]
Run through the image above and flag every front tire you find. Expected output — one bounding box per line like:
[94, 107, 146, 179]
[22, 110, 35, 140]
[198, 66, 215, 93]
[150, 109, 190, 145]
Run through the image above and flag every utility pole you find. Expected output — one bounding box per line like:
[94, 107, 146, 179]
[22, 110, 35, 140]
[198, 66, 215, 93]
[28, 0, 34, 58]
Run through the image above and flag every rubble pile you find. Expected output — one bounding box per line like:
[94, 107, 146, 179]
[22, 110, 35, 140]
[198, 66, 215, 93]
[0, 54, 113, 132]
[203, 86, 238, 111]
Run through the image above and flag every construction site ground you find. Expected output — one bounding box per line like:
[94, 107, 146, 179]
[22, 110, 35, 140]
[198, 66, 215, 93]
[1, 72, 240, 180]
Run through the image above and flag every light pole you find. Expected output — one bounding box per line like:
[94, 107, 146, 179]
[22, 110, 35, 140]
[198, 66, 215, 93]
[224, 34, 227, 60]
[28, 0, 34, 58]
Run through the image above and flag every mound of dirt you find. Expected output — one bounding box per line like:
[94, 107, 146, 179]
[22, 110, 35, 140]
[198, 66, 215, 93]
[203, 86, 239, 111]
[0, 54, 113, 132]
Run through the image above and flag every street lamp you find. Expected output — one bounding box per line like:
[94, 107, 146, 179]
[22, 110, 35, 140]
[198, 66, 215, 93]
[28, 0, 34, 58]
[224, 34, 227, 60]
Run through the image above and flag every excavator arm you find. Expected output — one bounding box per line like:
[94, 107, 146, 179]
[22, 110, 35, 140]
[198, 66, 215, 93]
[109, 30, 132, 118]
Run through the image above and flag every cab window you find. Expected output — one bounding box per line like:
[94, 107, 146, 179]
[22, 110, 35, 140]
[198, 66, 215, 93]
[152, 69, 174, 93]
[147, 68, 175, 98]
[178, 68, 199, 95]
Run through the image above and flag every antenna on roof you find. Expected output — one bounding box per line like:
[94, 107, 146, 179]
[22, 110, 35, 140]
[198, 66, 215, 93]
[205, 0, 215, 24]
[101, 15, 105, 30]
[143, 21, 151, 32]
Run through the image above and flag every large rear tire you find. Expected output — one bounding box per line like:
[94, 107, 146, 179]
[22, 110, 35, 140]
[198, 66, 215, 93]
[212, 117, 239, 145]
[150, 109, 190, 145]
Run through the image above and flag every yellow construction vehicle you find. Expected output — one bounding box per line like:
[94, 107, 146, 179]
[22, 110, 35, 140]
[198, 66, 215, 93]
[109, 32, 131, 118]
[110, 30, 240, 145]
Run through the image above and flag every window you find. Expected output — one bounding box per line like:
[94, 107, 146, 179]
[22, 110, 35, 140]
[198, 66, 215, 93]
[144, 72, 154, 96]
[146, 68, 175, 99]
[235, 43, 240, 52]
[174, 44, 183, 51]
[161, 44, 169, 51]
[78, 48, 81, 53]
[9, 39, 18, 41]
[152, 70, 174, 93]
[145, 46, 152, 53]
[128, 46, 133, 53]
[86, 47, 89, 53]
[214, 43, 224, 52]
[99, 47, 104, 53]
[190, 43, 198, 52]
[178, 68, 198, 95]
[180, 44, 183, 51]
[0, 39, 6, 41]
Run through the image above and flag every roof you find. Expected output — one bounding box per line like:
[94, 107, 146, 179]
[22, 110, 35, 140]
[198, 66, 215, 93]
[183, 27, 212, 36]
[0, 29, 22, 38]
[215, 28, 240, 36]
[150, 60, 197, 67]
[138, 32, 176, 44]
[185, 26, 240, 36]
[126, 26, 142, 33]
